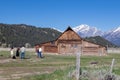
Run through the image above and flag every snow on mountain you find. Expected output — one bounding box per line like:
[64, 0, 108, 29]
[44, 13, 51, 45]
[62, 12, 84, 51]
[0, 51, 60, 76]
[73, 24, 103, 37]
[104, 27, 120, 39]
[113, 27, 120, 32]
[52, 27, 63, 32]
[103, 27, 120, 46]
[73, 24, 120, 46]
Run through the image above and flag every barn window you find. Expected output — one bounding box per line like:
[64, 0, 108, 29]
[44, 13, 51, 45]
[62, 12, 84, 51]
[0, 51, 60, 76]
[74, 44, 78, 48]
[71, 44, 77, 48]
[71, 44, 74, 47]
[61, 44, 66, 48]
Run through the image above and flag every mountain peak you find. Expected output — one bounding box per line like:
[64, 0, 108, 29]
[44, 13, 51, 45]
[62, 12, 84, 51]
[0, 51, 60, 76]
[73, 24, 120, 46]
[73, 24, 90, 32]
[73, 24, 103, 37]
[113, 27, 120, 32]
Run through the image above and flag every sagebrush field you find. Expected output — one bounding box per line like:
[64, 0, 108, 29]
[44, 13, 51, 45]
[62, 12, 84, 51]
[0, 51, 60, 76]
[0, 50, 120, 80]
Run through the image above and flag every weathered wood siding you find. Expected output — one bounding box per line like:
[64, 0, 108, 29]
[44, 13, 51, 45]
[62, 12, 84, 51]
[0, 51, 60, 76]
[58, 29, 82, 40]
[43, 45, 58, 53]
[82, 40, 106, 56]
[58, 42, 82, 54]
[40, 27, 107, 56]
[57, 29, 82, 54]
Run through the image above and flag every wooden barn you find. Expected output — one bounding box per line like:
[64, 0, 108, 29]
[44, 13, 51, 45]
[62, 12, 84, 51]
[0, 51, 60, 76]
[39, 27, 107, 56]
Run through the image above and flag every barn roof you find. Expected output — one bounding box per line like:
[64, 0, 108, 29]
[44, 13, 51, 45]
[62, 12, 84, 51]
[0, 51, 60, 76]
[57, 26, 83, 40]
[65, 26, 74, 31]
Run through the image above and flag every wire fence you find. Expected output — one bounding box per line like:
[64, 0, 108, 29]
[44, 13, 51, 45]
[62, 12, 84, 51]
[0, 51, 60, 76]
[107, 48, 120, 53]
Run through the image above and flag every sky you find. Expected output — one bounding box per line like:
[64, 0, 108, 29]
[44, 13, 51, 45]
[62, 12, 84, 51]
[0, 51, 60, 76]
[0, 0, 120, 31]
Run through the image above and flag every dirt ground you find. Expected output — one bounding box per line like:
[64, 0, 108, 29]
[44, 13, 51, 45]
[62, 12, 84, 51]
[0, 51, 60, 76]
[0, 58, 58, 80]
[0, 49, 74, 80]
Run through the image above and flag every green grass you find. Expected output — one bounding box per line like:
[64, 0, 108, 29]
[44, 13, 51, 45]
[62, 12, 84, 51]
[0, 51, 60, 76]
[18, 66, 76, 80]
[0, 51, 120, 80]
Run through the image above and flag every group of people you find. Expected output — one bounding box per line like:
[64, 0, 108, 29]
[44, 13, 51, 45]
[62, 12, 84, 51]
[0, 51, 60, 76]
[10, 46, 25, 59]
[10, 45, 44, 59]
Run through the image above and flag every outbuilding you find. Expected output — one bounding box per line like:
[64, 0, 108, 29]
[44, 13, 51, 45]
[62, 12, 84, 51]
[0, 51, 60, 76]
[39, 27, 107, 56]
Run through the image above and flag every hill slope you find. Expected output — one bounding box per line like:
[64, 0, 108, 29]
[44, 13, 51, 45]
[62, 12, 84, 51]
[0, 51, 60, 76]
[0, 23, 61, 47]
[84, 36, 117, 47]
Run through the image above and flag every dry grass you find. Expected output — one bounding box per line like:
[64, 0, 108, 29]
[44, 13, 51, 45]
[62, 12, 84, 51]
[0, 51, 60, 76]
[0, 51, 75, 80]
[0, 50, 120, 80]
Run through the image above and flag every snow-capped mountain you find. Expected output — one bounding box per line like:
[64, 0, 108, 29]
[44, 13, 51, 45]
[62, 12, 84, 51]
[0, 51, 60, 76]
[73, 24, 120, 46]
[52, 27, 63, 32]
[103, 27, 120, 46]
[73, 24, 103, 37]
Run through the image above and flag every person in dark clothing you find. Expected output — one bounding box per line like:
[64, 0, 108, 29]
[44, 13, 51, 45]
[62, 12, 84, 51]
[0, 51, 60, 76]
[16, 48, 20, 57]
[37, 47, 44, 58]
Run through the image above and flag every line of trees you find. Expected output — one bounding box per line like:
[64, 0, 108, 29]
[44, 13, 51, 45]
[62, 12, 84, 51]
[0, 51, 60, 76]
[0, 23, 61, 47]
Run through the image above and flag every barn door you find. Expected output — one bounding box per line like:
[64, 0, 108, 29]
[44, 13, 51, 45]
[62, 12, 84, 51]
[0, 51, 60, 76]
[58, 43, 81, 54]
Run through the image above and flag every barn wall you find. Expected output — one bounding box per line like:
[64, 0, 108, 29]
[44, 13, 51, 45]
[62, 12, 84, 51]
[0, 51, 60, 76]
[57, 40, 82, 54]
[41, 39, 107, 56]
[43, 45, 58, 53]
[81, 40, 106, 56]
[82, 47, 99, 55]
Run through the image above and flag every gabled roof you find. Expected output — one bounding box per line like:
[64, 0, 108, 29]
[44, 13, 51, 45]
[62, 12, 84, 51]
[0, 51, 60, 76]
[65, 26, 74, 32]
[57, 26, 83, 40]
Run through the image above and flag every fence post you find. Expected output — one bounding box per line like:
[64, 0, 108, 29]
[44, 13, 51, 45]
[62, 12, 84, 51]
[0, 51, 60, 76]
[76, 47, 81, 80]
[110, 58, 115, 75]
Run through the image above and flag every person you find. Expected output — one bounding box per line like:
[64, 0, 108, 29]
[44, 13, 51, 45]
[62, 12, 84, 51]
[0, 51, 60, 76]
[10, 47, 16, 59]
[37, 46, 44, 58]
[16, 47, 20, 57]
[35, 46, 39, 57]
[10, 47, 14, 58]
[20, 46, 25, 59]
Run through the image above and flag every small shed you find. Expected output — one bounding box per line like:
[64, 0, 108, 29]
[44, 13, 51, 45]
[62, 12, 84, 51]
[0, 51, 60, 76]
[39, 27, 107, 56]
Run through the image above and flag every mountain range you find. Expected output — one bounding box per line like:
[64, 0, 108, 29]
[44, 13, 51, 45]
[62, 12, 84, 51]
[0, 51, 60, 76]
[73, 24, 120, 46]
[0, 23, 117, 47]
